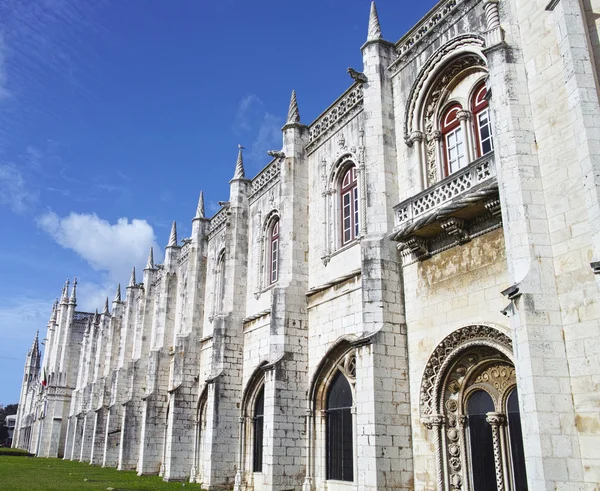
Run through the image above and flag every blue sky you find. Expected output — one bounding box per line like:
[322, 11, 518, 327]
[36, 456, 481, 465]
[0, 0, 437, 404]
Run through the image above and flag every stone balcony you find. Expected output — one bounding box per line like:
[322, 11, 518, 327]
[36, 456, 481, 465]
[390, 153, 502, 263]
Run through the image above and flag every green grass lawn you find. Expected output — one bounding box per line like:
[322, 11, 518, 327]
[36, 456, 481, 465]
[0, 454, 205, 491]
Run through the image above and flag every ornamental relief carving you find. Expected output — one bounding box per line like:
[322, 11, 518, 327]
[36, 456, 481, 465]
[420, 326, 516, 491]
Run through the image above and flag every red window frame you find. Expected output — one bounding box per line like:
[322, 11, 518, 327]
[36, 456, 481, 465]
[441, 104, 466, 176]
[340, 165, 359, 246]
[269, 219, 279, 284]
[471, 83, 493, 158]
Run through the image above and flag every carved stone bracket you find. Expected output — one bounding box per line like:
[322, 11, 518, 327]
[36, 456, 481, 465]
[440, 217, 470, 244]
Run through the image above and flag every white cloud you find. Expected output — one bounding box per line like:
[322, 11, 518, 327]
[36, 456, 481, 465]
[37, 211, 161, 283]
[233, 94, 283, 171]
[0, 163, 36, 213]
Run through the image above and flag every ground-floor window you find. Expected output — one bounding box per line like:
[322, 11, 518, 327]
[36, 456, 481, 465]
[326, 371, 353, 481]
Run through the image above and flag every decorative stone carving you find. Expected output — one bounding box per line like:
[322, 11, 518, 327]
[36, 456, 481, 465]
[347, 67, 367, 84]
[440, 217, 470, 243]
[475, 365, 516, 400]
[403, 35, 485, 147]
[308, 84, 364, 148]
[394, 0, 471, 62]
[420, 325, 513, 417]
[483, 0, 504, 47]
[249, 158, 282, 204]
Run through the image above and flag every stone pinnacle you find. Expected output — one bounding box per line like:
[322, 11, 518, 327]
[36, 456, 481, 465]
[145, 247, 155, 269]
[233, 144, 245, 179]
[103, 297, 109, 314]
[168, 221, 178, 247]
[286, 90, 301, 125]
[195, 191, 205, 219]
[114, 283, 122, 302]
[129, 267, 136, 287]
[367, 1, 382, 41]
[69, 278, 77, 305]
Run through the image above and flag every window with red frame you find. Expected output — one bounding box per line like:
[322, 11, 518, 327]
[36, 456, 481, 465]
[340, 165, 359, 246]
[442, 104, 467, 175]
[269, 219, 279, 284]
[472, 83, 494, 157]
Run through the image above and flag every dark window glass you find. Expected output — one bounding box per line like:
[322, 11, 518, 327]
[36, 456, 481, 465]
[326, 371, 353, 481]
[507, 389, 528, 491]
[467, 390, 497, 491]
[253, 386, 264, 472]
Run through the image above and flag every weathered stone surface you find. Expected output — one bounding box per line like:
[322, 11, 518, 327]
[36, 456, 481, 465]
[13, 1, 600, 490]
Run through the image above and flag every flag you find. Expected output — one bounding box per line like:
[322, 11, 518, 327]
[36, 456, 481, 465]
[41, 368, 47, 387]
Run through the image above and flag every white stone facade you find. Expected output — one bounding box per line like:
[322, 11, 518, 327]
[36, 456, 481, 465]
[13, 1, 600, 490]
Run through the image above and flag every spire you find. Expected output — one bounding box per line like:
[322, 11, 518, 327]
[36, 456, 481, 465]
[50, 301, 57, 322]
[233, 144, 245, 179]
[167, 221, 178, 247]
[145, 247, 155, 269]
[286, 90, 301, 125]
[195, 191, 205, 219]
[60, 279, 70, 303]
[114, 283, 122, 302]
[103, 297, 109, 314]
[69, 277, 77, 305]
[30, 330, 39, 355]
[129, 267, 136, 287]
[367, 1, 382, 41]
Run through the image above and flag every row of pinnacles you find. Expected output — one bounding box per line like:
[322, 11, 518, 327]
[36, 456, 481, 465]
[12, 1, 600, 490]
[13, 87, 310, 486]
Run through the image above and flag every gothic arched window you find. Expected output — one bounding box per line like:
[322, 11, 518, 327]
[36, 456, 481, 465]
[215, 250, 226, 314]
[507, 389, 528, 491]
[268, 219, 279, 285]
[466, 390, 498, 491]
[253, 386, 264, 473]
[472, 83, 493, 157]
[340, 165, 359, 246]
[326, 371, 353, 481]
[441, 104, 466, 175]
[420, 326, 528, 491]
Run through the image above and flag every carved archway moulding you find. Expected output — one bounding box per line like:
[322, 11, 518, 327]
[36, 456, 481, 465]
[419, 324, 513, 418]
[404, 34, 486, 143]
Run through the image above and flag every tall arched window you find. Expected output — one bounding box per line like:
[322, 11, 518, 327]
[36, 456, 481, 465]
[214, 250, 226, 314]
[467, 390, 498, 491]
[420, 326, 528, 491]
[268, 219, 279, 284]
[253, 386, 264, 473]
[472, 83, 493, 157]
[507, 389, 528, 491]
[340, 165, 359, 246]
[326, 371, 353, 482]
[441, 104, 466, 175]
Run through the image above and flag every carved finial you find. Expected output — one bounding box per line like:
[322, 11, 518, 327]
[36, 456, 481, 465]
[31, 330, 39, 354]
[145, 246, 155, 269]
[367, 1, 382, 41]
[286, 90, 301, 125]
[114, 283, 122, 302]
[61, 278, 70, 302]
[195, 191, 205, 219]
[167, 221, 178, 247]
[103, 297, 109, 314]
[233, 145, 245, 179]
[69, 278, 77, 305]
[50, 301, 57, 322]
[129, 267, 136, 287]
